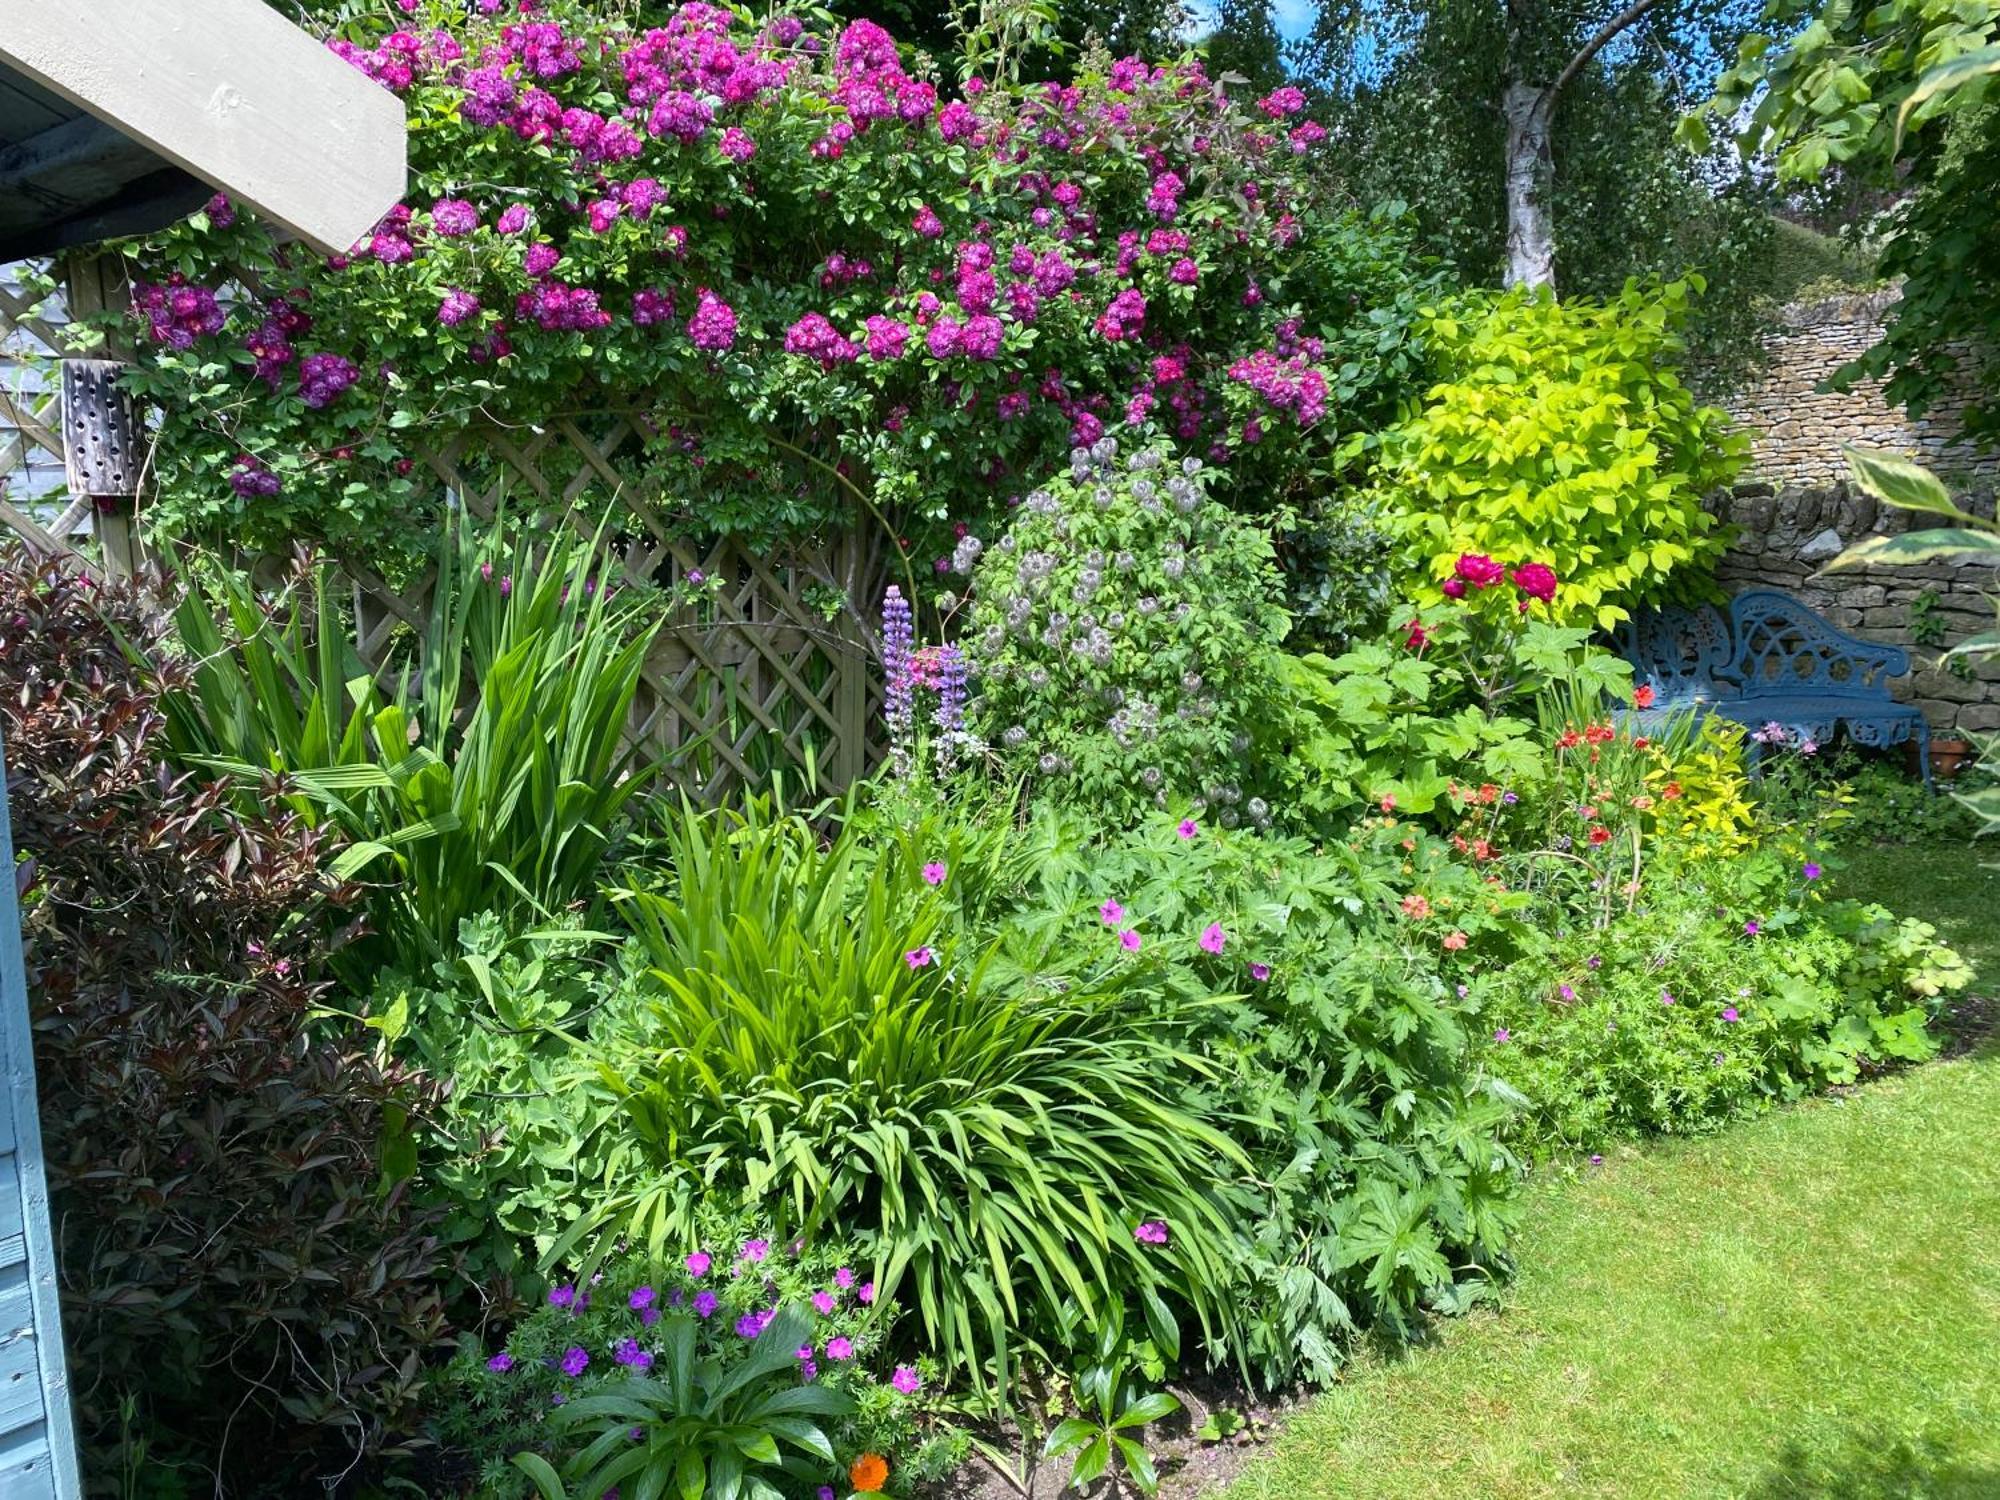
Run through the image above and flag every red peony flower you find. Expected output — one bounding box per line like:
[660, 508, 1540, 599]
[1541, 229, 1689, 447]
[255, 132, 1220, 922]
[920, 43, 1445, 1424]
[1454, 553, 1505, 588]
[1511, 562, 1559, 602]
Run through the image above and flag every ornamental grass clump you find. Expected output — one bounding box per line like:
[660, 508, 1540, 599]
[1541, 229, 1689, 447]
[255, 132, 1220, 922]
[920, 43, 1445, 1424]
[964, 432, 1292, 824]
[162, 516, 665, 972]
[570, 800, 1249, 1400]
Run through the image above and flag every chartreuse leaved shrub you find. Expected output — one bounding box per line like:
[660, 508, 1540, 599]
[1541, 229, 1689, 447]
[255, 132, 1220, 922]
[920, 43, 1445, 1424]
[964, 432, 1292, 824]
[572, 800, 1249, 1402]
[1376, 281, 1745, 629]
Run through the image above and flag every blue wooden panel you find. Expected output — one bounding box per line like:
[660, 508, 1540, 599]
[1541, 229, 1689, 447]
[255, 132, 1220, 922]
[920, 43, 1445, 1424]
[0, 722, 77, 1497]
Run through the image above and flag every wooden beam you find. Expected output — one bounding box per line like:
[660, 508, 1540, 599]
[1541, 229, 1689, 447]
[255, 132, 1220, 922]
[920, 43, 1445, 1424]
[0, 0, 406, 255]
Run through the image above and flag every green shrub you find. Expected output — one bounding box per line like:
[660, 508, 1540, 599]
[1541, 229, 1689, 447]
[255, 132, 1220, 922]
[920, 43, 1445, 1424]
[575, 801, 1251, 1401]
[1472, 852, 1971, 1150]
[1273, 608, 1631, 826]
[963, 433, 1292, 825]
[975, 808, 1526, 1385]
[1375, 281, 1745, 630]
[162, 518, 665, 971]
[371, 916, 639, 1280]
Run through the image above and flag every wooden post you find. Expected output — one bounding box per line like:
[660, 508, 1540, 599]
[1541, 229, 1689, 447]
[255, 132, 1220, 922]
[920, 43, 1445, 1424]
[58, 255, 140, 580]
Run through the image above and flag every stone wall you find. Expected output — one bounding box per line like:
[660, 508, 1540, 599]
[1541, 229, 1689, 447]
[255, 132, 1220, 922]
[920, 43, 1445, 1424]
[1731, 290, 2000, 489]
[1717, 291, 2000, 743]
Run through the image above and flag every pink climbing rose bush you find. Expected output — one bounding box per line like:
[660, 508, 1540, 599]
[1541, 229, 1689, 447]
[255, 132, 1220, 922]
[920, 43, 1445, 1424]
[119, 0, 1441, 570]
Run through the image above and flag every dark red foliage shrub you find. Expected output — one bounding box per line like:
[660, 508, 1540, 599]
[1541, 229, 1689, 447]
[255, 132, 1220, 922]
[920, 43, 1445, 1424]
[0, 551, 448, 1490]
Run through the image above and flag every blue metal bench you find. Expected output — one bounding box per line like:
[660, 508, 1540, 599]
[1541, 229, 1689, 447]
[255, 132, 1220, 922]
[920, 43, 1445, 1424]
[1617, 589, 1933, 791]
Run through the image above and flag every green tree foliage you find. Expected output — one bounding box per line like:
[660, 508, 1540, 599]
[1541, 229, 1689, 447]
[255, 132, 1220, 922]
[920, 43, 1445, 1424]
[1699, 0, 2000, 436]
[1294, 0, 1778, 386]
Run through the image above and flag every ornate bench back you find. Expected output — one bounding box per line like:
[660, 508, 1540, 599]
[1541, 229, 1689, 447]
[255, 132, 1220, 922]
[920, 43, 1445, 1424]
[1615, 603, 1736, 701]
[1726, 589, 1910, 699]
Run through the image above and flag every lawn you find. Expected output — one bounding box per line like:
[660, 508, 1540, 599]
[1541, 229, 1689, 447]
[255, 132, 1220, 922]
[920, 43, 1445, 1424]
[1830, 832, 2000, 988]
[1222, 1044, 2000, 1499]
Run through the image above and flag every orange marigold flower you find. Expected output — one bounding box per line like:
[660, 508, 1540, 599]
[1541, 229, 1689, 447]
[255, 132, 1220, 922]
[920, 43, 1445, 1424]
[1478, 782, 1499, 804]
[1663, 782, 1684, 800]
[851, 1454, 890, 1493]
[1401, 893, 1432, 919]
[1556, 729, 1582, 750]
[1585, 723, 1616, 744]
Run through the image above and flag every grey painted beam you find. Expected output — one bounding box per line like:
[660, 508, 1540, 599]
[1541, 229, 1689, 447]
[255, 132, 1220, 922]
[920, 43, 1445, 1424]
[0, 0, 406, 255]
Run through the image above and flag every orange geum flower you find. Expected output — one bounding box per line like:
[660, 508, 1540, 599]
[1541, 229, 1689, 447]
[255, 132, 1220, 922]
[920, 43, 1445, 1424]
[850, 1453, 890, 1493]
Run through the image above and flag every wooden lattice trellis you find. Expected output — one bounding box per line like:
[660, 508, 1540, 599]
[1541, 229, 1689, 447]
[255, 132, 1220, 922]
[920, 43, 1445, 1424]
[348, 414, 891, 800]
[0, 257, 893, 800]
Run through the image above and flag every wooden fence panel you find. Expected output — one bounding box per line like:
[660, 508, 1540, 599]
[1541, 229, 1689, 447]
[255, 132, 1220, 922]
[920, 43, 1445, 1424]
[338, 412, 887, 800]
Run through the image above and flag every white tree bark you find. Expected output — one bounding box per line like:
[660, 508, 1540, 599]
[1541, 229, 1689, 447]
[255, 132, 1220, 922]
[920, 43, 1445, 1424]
[1498, 0, 1661, 293]
[1502, 81, 1556, 290]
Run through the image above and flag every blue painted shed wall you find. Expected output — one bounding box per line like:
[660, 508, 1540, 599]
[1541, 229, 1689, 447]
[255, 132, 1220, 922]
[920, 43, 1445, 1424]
[0, 725, 79, 1496]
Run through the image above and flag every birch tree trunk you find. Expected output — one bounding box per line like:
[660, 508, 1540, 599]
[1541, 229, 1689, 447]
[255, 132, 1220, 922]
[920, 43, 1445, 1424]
[1502, 81, 1556, 290]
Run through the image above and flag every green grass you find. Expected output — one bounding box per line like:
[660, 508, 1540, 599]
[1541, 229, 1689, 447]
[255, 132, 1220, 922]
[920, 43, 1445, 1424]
[1223, 1048, 2000, 1499]
[1829, 833, 2000, 989]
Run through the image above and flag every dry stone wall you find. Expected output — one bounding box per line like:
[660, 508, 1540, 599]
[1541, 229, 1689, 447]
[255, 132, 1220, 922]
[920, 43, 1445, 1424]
[1716, 291, 2000, 742]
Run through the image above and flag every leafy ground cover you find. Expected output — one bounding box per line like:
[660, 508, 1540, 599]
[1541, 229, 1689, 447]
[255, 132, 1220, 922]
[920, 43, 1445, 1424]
[1830, 832, 2000, 997]
[1220, 1031, 2000, 1498]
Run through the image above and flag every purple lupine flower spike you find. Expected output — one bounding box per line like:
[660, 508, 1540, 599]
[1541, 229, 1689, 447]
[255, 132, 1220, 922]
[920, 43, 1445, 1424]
[882, 586, 915, 779]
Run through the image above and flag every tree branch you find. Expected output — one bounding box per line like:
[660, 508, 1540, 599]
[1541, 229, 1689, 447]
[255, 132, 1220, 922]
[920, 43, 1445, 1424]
[1548, 0, 1663, 105]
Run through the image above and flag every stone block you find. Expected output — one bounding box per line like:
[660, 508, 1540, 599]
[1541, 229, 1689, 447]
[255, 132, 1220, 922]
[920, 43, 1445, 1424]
[1911, 668, 1988, 705]
[1953, 703, 2000, 733]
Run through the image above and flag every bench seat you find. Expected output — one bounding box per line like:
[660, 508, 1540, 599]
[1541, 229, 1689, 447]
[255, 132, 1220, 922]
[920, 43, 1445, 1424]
[1618, 589, 1933, 790]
